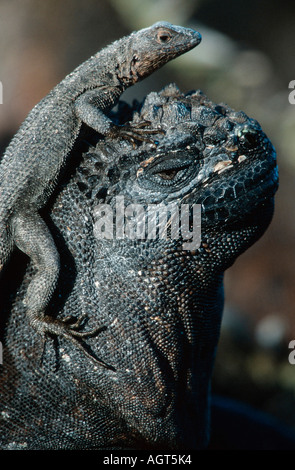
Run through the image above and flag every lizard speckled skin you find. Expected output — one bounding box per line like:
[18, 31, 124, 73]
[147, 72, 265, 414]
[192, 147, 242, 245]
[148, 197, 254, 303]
[0, 23, 201, 355]
[0, 84, 278, 449]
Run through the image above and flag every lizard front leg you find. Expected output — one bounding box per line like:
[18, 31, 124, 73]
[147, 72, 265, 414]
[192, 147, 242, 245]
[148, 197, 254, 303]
[11, 210, 110, 368]
[74, 88, 164, 145]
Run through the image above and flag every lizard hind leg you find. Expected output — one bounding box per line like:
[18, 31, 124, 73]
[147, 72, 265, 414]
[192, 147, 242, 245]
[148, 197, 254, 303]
[12, 210, 60, 322]
[12, 211, 108, 368]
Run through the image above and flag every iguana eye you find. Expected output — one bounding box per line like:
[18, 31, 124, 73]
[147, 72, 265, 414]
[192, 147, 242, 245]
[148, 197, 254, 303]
[155, 164, 191, 181]
[157, 29, 172, 44]
[138, 150, 199, 192]
[156, 168, 178, 180]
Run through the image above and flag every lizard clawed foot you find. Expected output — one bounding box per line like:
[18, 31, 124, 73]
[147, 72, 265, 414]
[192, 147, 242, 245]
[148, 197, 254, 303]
[31, 314, 115, 370]
[108, 121, 165, 147]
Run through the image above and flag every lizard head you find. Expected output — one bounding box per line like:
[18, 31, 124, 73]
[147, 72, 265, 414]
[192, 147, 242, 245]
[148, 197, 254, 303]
[126, 22, 201, 83]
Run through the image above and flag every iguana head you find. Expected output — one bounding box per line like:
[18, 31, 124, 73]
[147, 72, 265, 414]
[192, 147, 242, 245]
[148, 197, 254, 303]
[84, 85, 278, 263]
[132, 87, 278, 237]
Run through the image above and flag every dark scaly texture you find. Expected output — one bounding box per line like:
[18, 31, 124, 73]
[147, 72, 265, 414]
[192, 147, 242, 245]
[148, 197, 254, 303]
[0, 85, 278, 449]
[0, 23, 201, 352]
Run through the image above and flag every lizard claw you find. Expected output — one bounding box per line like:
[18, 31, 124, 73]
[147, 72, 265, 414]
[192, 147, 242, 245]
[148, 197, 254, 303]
[32, 315, 115, 370]
[62, 313, 88, 330]
[108, 121, 165, 147]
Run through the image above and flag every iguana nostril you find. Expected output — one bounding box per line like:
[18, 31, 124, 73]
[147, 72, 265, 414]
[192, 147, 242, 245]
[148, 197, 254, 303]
[236, 126, 258, 147]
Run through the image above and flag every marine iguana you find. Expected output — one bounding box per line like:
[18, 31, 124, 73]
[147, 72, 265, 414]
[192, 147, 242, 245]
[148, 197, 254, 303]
[0, 85, 278, 449]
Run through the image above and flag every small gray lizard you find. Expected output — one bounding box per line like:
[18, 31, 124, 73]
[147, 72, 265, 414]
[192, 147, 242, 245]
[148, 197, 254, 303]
[0, 22, 201, 358]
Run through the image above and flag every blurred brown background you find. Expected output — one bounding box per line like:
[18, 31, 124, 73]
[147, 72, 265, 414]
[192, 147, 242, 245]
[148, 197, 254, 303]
[0, 0, 294, 430]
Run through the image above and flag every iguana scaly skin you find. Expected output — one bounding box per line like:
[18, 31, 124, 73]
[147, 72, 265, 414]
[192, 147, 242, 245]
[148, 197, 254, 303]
[0, 85, 278, 449]
[0, 23, 201, 357]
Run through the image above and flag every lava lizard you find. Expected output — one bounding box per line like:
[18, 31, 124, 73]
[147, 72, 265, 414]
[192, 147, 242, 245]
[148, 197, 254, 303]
[0, 22, 201, 359]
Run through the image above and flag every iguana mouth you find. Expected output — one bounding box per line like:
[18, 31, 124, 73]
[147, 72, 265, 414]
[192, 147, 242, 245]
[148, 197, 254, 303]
[194, 139, 278, 214]
[197, 160, 278, 226]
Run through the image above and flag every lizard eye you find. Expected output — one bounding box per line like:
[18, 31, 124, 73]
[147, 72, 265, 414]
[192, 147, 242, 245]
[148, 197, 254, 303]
[157, 29, 172, 44]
